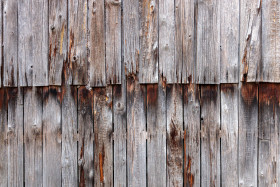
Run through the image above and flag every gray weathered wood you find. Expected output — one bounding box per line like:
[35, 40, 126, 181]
[88, 0, 106, 87]
[196, 0, 220, 84]
[49, 0, 67, 85]
[43, 87, 62, 186]
[175, 0, 183, 84]
[127, 76, 146, 187]
[166, 84, 183, 186]
[183, 84, 200, 187]
[147, 81, 166, 187]
[221, 84, 238, 186]
[24, 87, 43, 187]
[239, 83, 258, 187]
[200, 85, 220, 186]
[240, 0, 261, 82]
[0, 2, 2, 87]
[220, 0, 239, 83]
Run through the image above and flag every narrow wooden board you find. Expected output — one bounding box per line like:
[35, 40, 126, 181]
[61, 86, 78, 186]
[94, 87, 113, 186]
[147, 81, 166, 186]
[200, 85, 220, 186]
[175, 0, 183, 84]
[49, 0, 67, 85]
[239, 0, 261, 82]
[196, 0, 220, 84]
[24, 87, 43, 186]
[183, 84, 200, 187]
[127, 76, 146, 186]
[166, 84, 183, 186]
[0, 2, 2, 87]
[78, 86, 94, 186]
[220, 1, 239, 83]
[7, 88, 24, 187]
[3, 0, 18, 87]
[88, 0, 106, 87]
[43, 87, 62, 186]
[276, 87, 280, 185]
[105, 0, 122, 84]
[239, 83, 258, 187]
[221, 84, 238, 186]
[68, 0, 88, 85]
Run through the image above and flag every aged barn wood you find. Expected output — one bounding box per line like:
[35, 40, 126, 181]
[175, 0, 183, 84]
[221, 84, 238, 186]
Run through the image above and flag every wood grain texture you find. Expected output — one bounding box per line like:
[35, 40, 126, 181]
[200, 85, 220, 186]
[196, 0, 220, 84]
[88, 0, 106, 87]
[239, 83, 258, 187]
[0, 2, 2, 87]
[166, 84, 183, 186]
[240, 0, 261, 82]
[221, 84, 238, 186]
[43, 87, 62, 186]
[183, 84, 200, 187]
[24, 87, 43, 187]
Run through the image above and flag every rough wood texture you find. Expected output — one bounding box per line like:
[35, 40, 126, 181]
[88, 0, 106, 87]
[200, 85, 220, 186]
[196, 0, 220, 84]
[49, 0, 67, 85]
[183, 84, 200, 187]
[221, 84, 238, 186]
[127, 76, 146, 187]
[147, 81, 166, 187]
[166, 84, 183, 186]
[239, 83, 258, 187]
[43, 87, 62, 186]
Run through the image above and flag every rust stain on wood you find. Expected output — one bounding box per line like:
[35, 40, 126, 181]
[79, 139, 85, 187]
[241, 83, 258, 105]
[147, 84, 158, 106]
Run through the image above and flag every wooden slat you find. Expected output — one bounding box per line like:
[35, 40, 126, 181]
[43, 87, 62, 186]
[62, 86, 78, 186]
[49, 0, 67, 85]
[196, 0, 220, 84]
[201, 85, 220, 186]
[7, 88, 24, 187]
[3, 0, 18, 87]
[183, 84, 200, 187]
[276, 87, 280, 185]
[175, 0, 183, 84]
[127, 76, 146, 186]
[139, 0, 159, 83]
[220, 1, 239, 83]
[94, 87, 113, 186]
[239, 83, 258, 187]
[166, 84, 183, 186]
[105, 0, 122, 84]
[159, 0, 175, 83]
[24, 87, 43, 186]
[78, 86, 94, 186]
[147, 81, 166, 186]
[221, 84, 238, 186]
[0, 2, 2, 87]
[68, 0, 88, 85]
[88, 0, 106, 87]
[240, 0, 261, 82]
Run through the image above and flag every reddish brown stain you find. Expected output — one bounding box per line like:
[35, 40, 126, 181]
[241, 83, 258, 105]
[99, 145, 105, 183]
[147, 85, 158, 106]
[79, 140, 85, 187]
[221, 84, 235, 94]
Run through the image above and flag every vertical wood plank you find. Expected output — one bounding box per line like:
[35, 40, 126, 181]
[88, 0, 106, 87]
[62, 86, 78, 187]
[175, 0, 183, 84]
[105, 0, 122, 84]
[78, 86, 94, 186]
[24, 87, 43, 187]
[43, 87, 62, 186]
[220, 1, 239, 83]
[200, 85, 220, 186]
[239, 83, 258, 187]
[183, 84, 200, 187]
[196, 0, 220, 84]
[166, 84, 183, 186]
[127, 76, 146, 187]
[3, 0, 18, 87]
[147, 81, 166, 187]
[68, 0, 88, 85]
[0, 2, 2, 87]
[7, 88, 24, 187]
[49, 0, 67, 85]
[221, 84, 238, 186]
[240, 0, 261, 82]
